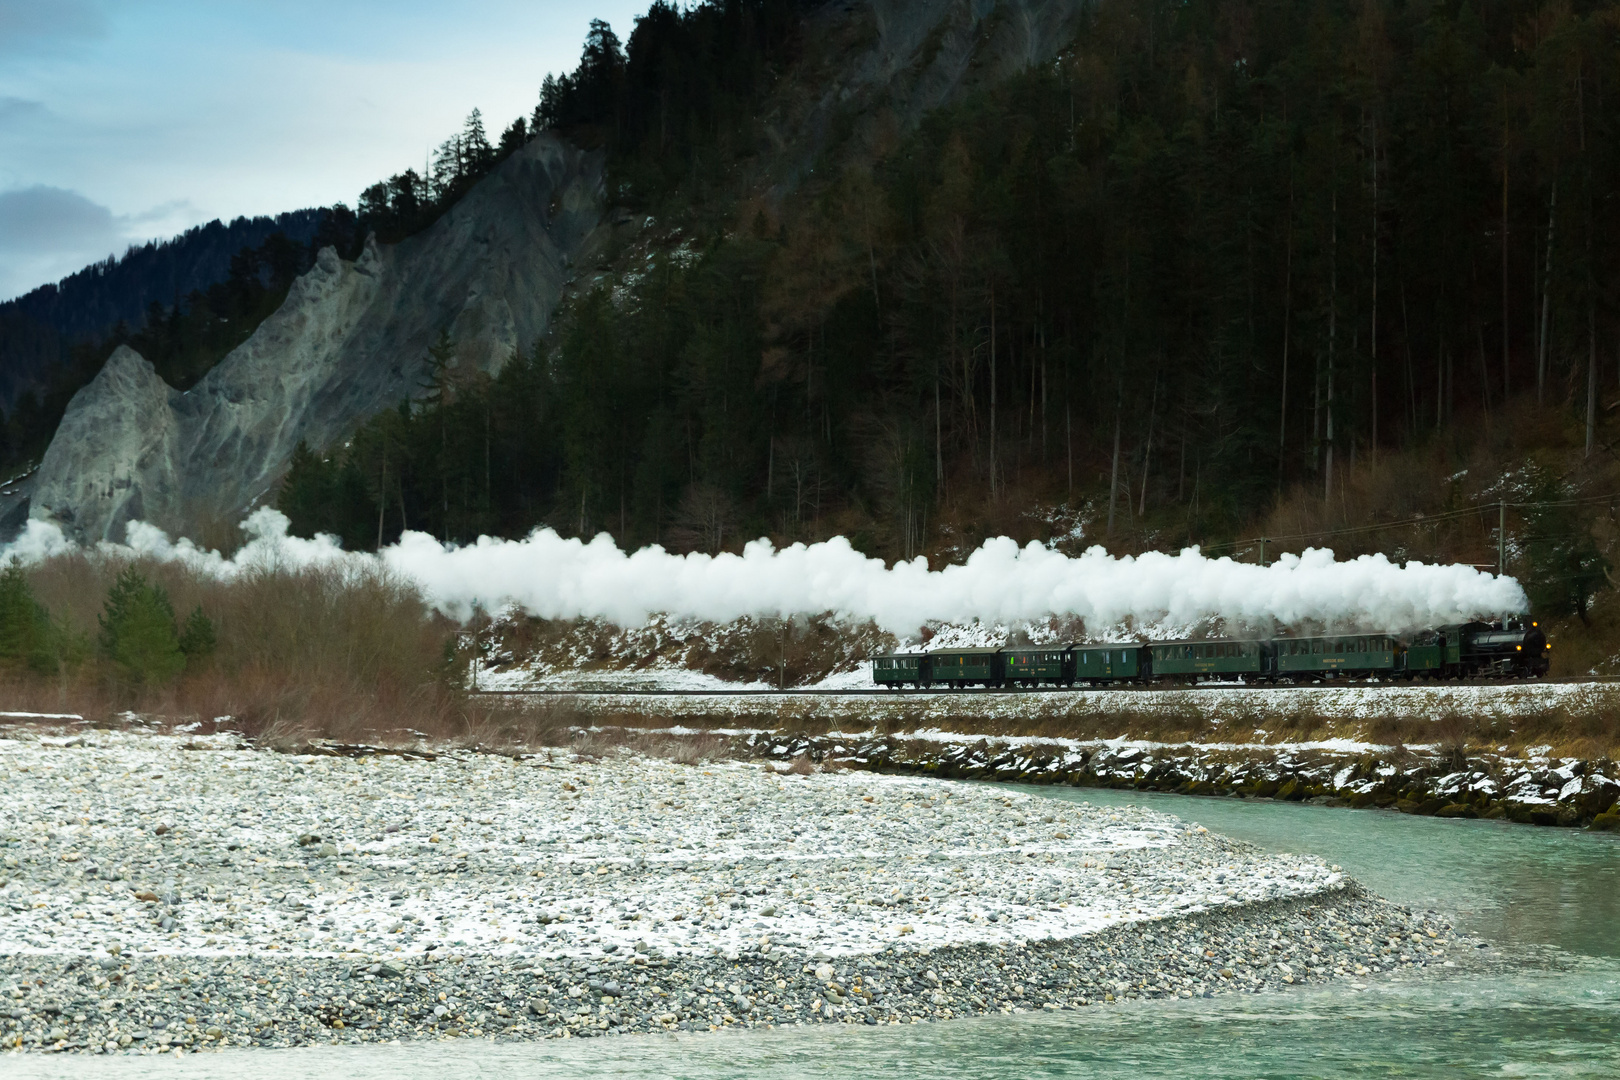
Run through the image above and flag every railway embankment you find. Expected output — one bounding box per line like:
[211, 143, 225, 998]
[514, 679, 1620, 829]
[732, 730, 1620, 830]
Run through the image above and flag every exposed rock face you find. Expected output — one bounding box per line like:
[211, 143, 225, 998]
[31, 135, 605, 542]
[30, 3, 1084, 545]
[757, 0, 1093, 199]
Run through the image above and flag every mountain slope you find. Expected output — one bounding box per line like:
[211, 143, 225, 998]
[29, 135, 606, 543]
[0, 210, 326, 410]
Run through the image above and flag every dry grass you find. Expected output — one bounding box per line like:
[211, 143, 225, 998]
[16, 552, 477, 744]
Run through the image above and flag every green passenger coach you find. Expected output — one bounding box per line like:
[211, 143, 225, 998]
[1004, 647, 1069, 684]
[871, 653, 925, 688]
[1072, 645, 1145, 683]
[1151, 639, 1268, 678]
[1275, 635, 1397, 676]
[928, 647, 1003, 687]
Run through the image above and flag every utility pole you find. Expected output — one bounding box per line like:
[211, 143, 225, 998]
[1259, 537, 1267, 567]
[1498, 500, 1506, 577]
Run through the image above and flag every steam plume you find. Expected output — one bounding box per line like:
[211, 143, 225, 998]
[4, 509, 1528, 634]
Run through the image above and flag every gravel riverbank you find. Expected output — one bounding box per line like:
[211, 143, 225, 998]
[0, 726, 1472, 1054]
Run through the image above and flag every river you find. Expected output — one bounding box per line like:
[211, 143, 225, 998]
[12, 788, 1620, 1079]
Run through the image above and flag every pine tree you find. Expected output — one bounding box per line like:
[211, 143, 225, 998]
[462, 109, 494, 176]
[278, 441, 338, 539]
[0, 561, 52, 673]
[1522, 480, 1610, 626]
[499, 117, 528, 158]
[98, 567, 184, 686]
[178, 606, 217, 667]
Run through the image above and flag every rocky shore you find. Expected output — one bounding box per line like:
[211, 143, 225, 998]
[728, 730, 1620, 829]
[0, 726, 1470, 1055]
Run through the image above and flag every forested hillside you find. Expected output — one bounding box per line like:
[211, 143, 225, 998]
[280, 0, 1620, 617]
[0, 211, 325, 406]
[0, 98, 554, 480]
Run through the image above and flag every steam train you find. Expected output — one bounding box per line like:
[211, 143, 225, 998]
[871, 619, 1550, 688]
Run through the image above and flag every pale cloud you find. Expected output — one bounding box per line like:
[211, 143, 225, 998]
[0, 0, 648, 301]
[0, 185, 120, 252]
[0, 0, 106, 55]
[0, 185, 123, 299]
[0, 185, 199, 301]
[0, 96, 48, 126]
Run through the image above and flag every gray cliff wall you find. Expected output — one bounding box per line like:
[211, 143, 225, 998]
[31, 135, 605, 543]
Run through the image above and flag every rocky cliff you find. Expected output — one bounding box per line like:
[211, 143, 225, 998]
[27, 0, 1091, 545]
[30, 135, 606, 542]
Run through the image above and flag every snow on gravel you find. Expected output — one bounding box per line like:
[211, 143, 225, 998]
[0, 730, 1341, 964]
[515, 679, 1605, 722]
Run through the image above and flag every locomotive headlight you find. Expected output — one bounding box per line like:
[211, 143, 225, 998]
[1516, 645, 1522, 651]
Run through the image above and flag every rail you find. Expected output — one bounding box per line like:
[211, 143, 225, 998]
[468, 675, 1620, 697]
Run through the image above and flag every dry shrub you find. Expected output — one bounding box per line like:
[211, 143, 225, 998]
[453, 698, 582, 752]
[788, 753, 815, 775]
[20, 552, 468, 745]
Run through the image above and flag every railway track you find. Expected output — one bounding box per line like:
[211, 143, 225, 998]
[468, 675, 1620, 697]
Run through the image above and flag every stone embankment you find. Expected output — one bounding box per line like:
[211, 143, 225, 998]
[0, 727, 1471, 1055]
[744, 732, 1620, 829]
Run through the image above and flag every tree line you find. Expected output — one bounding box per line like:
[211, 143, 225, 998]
[0, 562, 214, 690]
[278, 0, 1620, 572]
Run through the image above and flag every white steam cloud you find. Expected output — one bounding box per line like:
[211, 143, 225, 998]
[4, 508, 1528, 634]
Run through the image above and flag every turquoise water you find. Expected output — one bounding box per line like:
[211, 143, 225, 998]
[1053, 786, 1620, 960]
[13, 788, 1620, 1079]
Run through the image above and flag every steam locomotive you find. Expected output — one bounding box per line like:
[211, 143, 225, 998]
[871, 619, 1550, 689]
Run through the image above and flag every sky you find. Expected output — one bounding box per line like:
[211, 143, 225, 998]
[0, 0, 648, 302]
